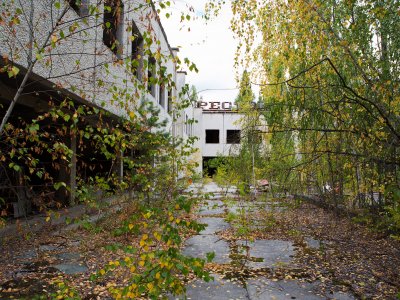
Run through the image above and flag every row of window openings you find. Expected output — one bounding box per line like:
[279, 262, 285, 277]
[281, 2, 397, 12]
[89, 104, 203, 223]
[69, 0, 172, 112]
[205, 130, 241, 144]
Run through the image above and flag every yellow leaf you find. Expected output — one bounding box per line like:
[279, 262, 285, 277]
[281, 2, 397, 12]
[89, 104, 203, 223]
[154, 232, 161, 241]
[128, 223, 134, 230]
[147, 282, 154, 291]
[45, 216, 51, 222]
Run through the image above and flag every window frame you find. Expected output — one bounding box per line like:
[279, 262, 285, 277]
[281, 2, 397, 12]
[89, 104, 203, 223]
[131, 21, 143, 80]
[226, 129, 241, 144]
[205, 129, 220, 144]
[103, 0, 124, 58]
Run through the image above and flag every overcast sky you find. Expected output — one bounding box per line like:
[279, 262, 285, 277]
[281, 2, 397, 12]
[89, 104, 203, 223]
[160, 1, 241, 102]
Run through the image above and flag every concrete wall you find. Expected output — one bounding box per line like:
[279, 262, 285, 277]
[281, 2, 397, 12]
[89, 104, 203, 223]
[0, 0, 181, 131]
[201, 112, 243, 157]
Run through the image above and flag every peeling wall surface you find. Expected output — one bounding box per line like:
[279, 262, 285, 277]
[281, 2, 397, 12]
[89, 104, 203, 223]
[0, 0, 182, 130]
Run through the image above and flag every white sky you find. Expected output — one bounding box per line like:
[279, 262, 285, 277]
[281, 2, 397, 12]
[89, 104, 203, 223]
[160, 1, 241, 102]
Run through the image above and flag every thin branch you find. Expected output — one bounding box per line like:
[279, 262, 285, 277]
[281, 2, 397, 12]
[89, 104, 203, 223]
[0, 4, 70, 135]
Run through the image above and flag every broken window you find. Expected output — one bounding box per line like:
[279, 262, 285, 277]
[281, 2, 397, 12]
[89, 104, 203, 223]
[205, 130, 219, 144]
[226, 130, 241, 144]
[103, 0, 124, 58]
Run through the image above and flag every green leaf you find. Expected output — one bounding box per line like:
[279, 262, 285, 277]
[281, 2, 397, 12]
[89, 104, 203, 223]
[54, 182, 67, 190]
[29, 123, 39, 133]
[35, 53, 43, 61]
[7, 66, 19, 78]
[55, 1, 61, 9]
[206, 252, 215, 262]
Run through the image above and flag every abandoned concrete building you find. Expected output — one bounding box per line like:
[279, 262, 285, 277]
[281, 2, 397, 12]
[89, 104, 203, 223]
[0, 0, 191, 217]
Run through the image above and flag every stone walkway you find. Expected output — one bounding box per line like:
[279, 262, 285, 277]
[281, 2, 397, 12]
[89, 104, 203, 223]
[173, 182, 355, 300]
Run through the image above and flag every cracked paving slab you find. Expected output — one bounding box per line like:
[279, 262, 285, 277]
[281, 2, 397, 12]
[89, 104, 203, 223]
[182, 235, 231, 264]
[198, 200, 226, 216]
[171, 273, 248, 300]
[235, 240, 296, 269]
[198, 217, 231, 235]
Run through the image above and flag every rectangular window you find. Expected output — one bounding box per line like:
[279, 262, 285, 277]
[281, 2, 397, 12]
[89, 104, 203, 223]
[103, 0, 124, 58]
[226, 130, 241, 144]
[159, 84, 165, 108]
[206, 130, 219, 144]
[69, 0, 89, 16]
[147, 56, 156, 97]
[131, 21, 143, 80]
[167, 88, 173, 114]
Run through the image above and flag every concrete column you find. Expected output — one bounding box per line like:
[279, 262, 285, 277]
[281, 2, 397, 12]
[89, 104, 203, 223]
[69, 133, 77, 205]
[56, 132, 77, 206]
[113, 150, 123, 184]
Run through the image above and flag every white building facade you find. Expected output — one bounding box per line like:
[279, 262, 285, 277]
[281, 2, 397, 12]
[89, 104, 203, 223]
[182, 101, 244, 175]
[0, 0, 188, 211]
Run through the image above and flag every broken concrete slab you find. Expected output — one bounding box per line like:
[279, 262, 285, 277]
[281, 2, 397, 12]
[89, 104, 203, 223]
[182, 235, 230, 264]
[171, 273, 247, 300]
[198, 217, 230, 235]
[236, 240, 295, 269]
[198, 200, 226, 216]
[246, 278, 323, 300]
[53, 263, 88, 275]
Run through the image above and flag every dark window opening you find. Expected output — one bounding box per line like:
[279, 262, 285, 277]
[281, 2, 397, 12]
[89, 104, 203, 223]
[205, 130, 219, 144]
[227, 130, 241, 144]
[69, 0, 89, 16]
[159, 84, 165, 107]
[158, 66, 167, 107]
[147, 56, 156, 96]
[167, 88, 172, 114]
[103, 0, 123, 58]
[131, 21, 143, 80]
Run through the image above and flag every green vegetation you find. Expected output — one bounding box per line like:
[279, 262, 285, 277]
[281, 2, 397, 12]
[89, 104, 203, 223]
[209, 0, 400, 236]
